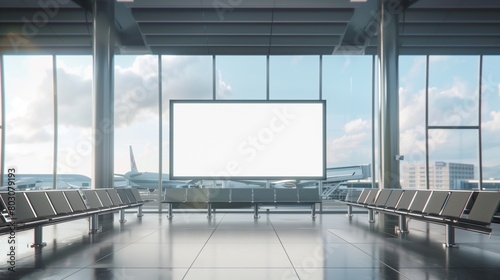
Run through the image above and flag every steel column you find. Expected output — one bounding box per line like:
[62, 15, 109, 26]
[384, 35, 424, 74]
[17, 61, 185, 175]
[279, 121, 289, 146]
[378, 0, 401, 189]
[92, 0, 115, 190]
[31, 226, 47, 248]
[445, 224, 457, 247]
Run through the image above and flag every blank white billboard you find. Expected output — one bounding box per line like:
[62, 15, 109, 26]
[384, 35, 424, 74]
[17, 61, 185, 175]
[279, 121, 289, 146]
[170, 101, 325, 180]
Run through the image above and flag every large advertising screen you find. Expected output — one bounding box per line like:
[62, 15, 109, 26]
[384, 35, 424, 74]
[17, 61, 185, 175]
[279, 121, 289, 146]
[170, 100, 325, 180]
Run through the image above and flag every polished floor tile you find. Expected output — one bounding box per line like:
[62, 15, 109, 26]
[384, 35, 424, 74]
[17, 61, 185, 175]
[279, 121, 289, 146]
[64, 268, 188, 280]
[192, 243, 293, 268]
[89, 243, 204, 268]
[184, 268, 299, 280]
[1, 211, 499, 279]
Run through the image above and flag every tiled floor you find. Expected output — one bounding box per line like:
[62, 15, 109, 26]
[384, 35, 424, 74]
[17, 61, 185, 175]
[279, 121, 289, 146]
[1, 211, 500, 279]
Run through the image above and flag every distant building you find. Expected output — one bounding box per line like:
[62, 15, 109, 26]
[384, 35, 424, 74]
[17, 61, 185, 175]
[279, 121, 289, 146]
[456, 179, 500, 191]
[402, 162, 475, 190]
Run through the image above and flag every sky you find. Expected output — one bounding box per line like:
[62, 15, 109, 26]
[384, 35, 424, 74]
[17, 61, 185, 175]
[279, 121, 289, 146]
[2, 54, 500, 180]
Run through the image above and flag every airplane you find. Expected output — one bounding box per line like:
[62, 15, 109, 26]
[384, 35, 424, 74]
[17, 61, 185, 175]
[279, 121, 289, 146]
[0, 174, 91, 191]
[114, 146, 198, 192]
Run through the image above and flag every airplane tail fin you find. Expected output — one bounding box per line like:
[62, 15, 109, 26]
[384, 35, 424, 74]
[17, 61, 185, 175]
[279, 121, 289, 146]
[129, 145, 139, 174]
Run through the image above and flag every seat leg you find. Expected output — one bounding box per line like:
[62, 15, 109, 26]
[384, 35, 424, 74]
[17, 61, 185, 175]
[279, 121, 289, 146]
[167, 203, 173, 219]
[397, 214, 409, 234]
[137, 205, 144, 217]
[444, 224, 458, 247]
[368, 209, 375, 223]
[254, 204, 260, 218]
[89, 214, 99, 234]
[311, 203, 316, 218]
[31, 225, 47, 248]
[347, 205, 353, 218]
[119, 209, 127, 223]
[207, 203, 212, 218]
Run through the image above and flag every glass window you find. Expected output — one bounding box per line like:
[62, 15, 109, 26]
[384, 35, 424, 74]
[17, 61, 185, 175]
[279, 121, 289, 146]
[162, 55, 213, 189]
[481, 56, 500, 186]
[428, 56, 479, 126]
[428, 129, 478, 190]
[55, 55, 93, 188]
[322, 55, 372, 168]
[3, 56, 54, 180]
[216, 56, 266, 100]
[399, 56, 427, 189]
[114, 55, 160, 208]
[270, 56, 319, 100]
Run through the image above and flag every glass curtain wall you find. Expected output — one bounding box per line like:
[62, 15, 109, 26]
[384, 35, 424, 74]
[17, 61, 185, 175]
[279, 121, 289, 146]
[427, 56, 480, 190]
[3, 53, 496, 205]
[399, 56, 427, 189]
[481, 56, 500, 190]
[114, 55, 160, 208]
[270, 56, 319, 100]
[322, 56, 372, 167]
[216, 56, 266, 100]
[161, 55, 213, 190]
[55, 56, 92, 188]
[3, 56, 55, 189]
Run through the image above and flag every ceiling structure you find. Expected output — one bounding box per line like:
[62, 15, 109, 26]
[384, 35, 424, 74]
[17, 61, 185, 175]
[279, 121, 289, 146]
[0, 0, 499, 55]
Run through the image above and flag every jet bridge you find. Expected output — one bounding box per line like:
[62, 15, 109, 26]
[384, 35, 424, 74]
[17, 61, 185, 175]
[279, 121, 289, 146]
[321, 164, 371, 200]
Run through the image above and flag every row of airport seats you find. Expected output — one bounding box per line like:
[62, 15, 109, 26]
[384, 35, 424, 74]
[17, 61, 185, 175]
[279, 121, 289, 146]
[0, 188, 145, 247]
[344, 188, 500, 247]
[163, 188, 321, 219]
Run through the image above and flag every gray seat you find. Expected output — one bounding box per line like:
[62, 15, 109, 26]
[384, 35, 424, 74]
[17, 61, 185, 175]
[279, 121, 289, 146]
[64, 190, 88, 212]
[164, 188, 187, 203]
[408, 191, 432, 214]
[82, 190, 104, 209]
[46, 191, 73, 215]
[298, 188, 320, 203]
[130, 188, 144, 203]
[364, 189, 379, 206]
[385, 190, 404, 209]
[0, 192, 37, 222]
[96, 189, 114, 207]
[275, 189, 298, 203]
[253, 189, 275, 203]
[441, 191, 472, 219]
[186, 189, 209, 203]
[423, 191, 449, 216]
[117, 189, 132, 204]
[396, 190, 417, 212]
[107, 189, 125, 206]
[230, 188, 253, 203]
[25, 192, 56, 218]
[345, 189, 362, 202]
[466, 192, 500, 225]
[374, 189, 392, 207]
[208, 188, 230, 203]
[356, 189, 371, 204]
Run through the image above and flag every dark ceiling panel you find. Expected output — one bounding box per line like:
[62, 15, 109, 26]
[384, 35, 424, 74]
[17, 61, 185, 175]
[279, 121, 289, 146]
[0, 0, 498, 55]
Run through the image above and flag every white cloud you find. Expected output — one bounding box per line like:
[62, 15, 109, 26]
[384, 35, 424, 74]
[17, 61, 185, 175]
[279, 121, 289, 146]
[328, 132, 369, 165]
[429, 56, 450, 63]
[327, 117, 371, 166]
[344, 118, 369, 133]
[483, 111, 500, 132]
[215, 69, 232, 98]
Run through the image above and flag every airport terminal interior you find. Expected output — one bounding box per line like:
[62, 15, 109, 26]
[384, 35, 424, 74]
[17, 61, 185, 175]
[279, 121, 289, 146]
[1, 0, 500, 279]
